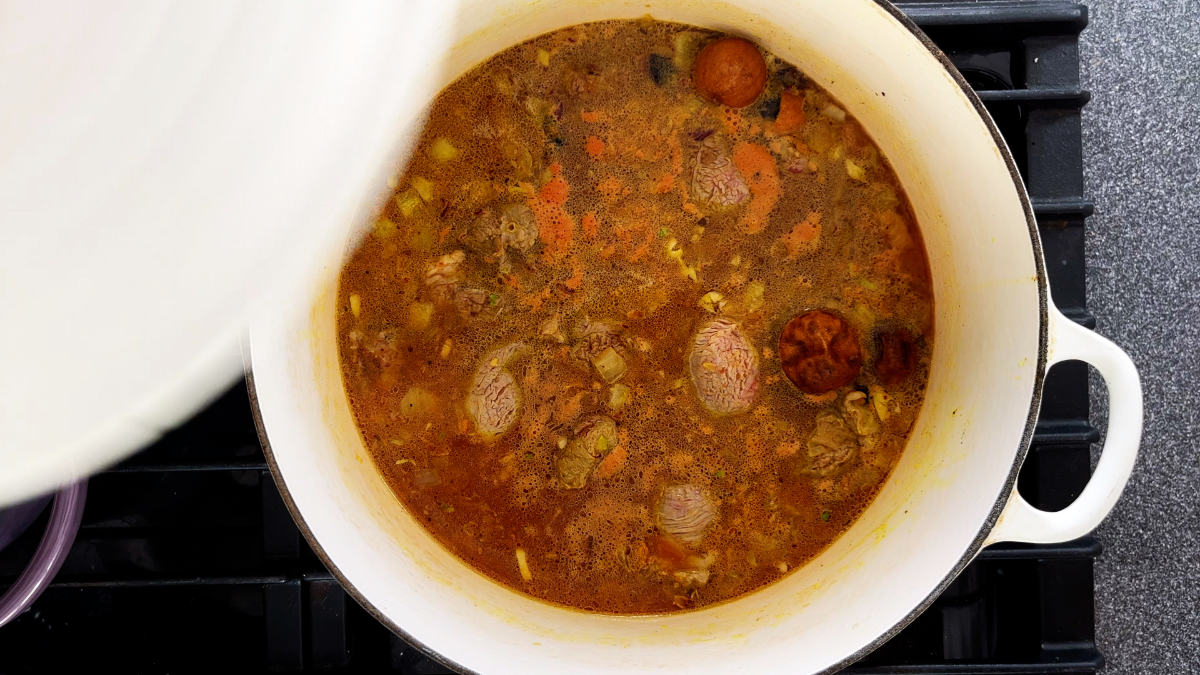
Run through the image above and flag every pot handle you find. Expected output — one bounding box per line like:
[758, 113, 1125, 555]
[987, 309, 1142, 545]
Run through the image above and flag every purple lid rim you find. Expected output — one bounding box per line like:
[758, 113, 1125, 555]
[0, 481, 88, 628]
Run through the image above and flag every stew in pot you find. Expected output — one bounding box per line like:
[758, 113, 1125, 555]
[336, 19, 933, 614]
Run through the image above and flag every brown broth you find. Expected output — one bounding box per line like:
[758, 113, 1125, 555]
[336, 19, 933, 614]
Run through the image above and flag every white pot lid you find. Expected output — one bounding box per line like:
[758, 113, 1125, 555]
[0, 1, 457, 505]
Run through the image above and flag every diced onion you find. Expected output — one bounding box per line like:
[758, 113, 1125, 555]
[516, 548, 533, 581]
[821, 104, 846, 122]
[845, 158, 867, 182]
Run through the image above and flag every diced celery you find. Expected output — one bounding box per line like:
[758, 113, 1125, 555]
[429, 137, 459, 161]
[591, 347, 628, 383]
[408, 302, 434, 330]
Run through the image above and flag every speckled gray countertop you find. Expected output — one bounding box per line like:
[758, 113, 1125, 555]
[1079, 1, 1200, 672]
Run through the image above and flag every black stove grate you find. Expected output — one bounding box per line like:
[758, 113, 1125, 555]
[0, 2, 1100, 672]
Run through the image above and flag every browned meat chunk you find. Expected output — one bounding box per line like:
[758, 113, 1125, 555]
[454, 287, 497, 319]
[691, 136, 750, 207]
[499, 204, 538, 252]
[570, 319, 632, 382]
[689, 318, 759, 415]
[646, 534, 714, 589]
[842, 391, 880, 435]
[464, 204, 538, 275]
[875, 327, 918, 385]
[346, 328, 401, 372]
[673, 566, 711, 589]
[562, 65, 603, 98]
[425, 250, 465, 301]
[779, 310, 862, 394]
[570, 319, 627, 360]
[423, 250, 501, 319]
[555, 415, 619, 489]
[466, 342, 527, 439]
[463, 209, 500, 252]
[805, 410, 858, 476]
[657, 484, 717, 545]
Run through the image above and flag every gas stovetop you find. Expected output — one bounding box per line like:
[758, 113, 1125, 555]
[0, 2, 1101, 672]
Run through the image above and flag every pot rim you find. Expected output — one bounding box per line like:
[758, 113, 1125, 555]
[247, 2, 1051, 672]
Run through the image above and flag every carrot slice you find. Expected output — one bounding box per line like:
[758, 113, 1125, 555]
[563, 259, 585, 290]
[732, 142, 780, 234]
[780, 211, 822, 257]
[581, 211, 599, 239]
[774, 90, 806, 134]
[529, 163, 575, 257]
[585, 135, 605, 158]
[594, 445, 627, 479]
[538, 164, 570, 205]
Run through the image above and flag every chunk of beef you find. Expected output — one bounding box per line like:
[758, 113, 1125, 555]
[345, 329, 403, 381]
[689, 318, 759, 415]
[425, 250, 467, 303]
[570, 319, 632, 382]
[454, 287, 497, 319]
[498, 204, 538, 253]
[690, 136, 750, 207]
[657, 484, 717, 545]
[805, 410, 858, 476]
[555, 415, 618, 489]
[842, 391, 881, 435]
[466, 342, 527, 439]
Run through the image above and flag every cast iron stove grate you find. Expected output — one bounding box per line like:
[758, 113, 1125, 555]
[0, 2, 1101, 672]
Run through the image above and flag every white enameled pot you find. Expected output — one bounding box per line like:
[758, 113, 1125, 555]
[247, 1, 1143, 672]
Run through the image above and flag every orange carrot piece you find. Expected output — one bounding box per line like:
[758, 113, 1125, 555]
[775, 440, 800, 458]
[563, 260, 585, 290]
[774, 90, 806, 134]
[538, 164, 570, 205]
[648, 534, 690, 571]
[580, 110, 607, 124]
[520, 287, 552, 313]
[780, 211, 822, 257]
[653, 173, 675, 193]
[594, 444, 627, 479]
[535, 211, 574, 258]
[581, 211, 599, 239]
[529, 163, 575, 257]
[648, 133, 684, 196]
[596, 176, 628, 199]
[628, 239, 651, 262]
[745, 431, 765, 459]
[585, 135, 605, 158]
[721, 108, 745, 136]
[555, 391, 585, 422]
[732, 142, 780, 234]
